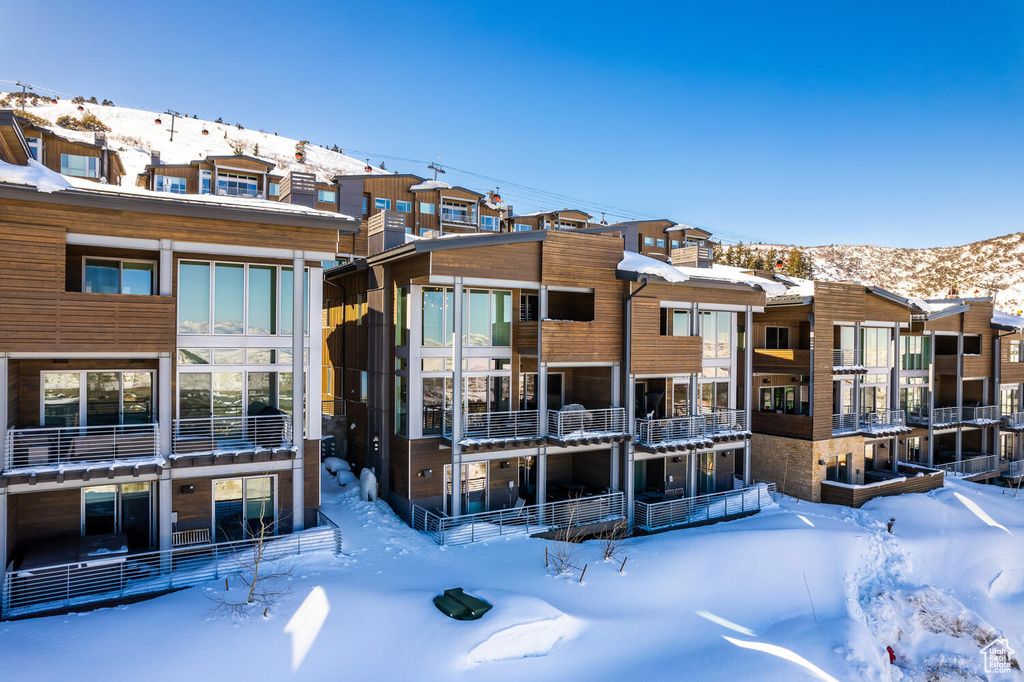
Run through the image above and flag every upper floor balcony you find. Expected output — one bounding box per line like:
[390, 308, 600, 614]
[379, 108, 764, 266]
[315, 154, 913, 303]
[832, 410, 908, 436]
[833, 348, 864, 372]
[171, 414, 293, 457]
[4, 423, 160, 473]
[440, 207, 477, 227]
[547, 407, 628, 445]
[442, 409, 543, 452]
[634, 408, 749, 451]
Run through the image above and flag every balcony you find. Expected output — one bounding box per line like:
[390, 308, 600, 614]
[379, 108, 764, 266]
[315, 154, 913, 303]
[443, 410, 543, 451]
[752, 348, 810, 373]
[1008, 460, 1024, 480]
[832, 348, 865, 372]
[171, 414, 293, 458]
[1002, 411, 1024, 430]
[547, 407, 627, 445]
[3, 423, 160, 473]
[634, 483, 777, 532]
[832, 410, 908, 436]
[961, 405, 999, 424]
[635, 415, 707, 451]
[905, 406, 962, 427]
[704, 408, 748, 435]
[440, 208, 476, 227]
[821, 463, 944, 508]
[934, 454, 1000, 479]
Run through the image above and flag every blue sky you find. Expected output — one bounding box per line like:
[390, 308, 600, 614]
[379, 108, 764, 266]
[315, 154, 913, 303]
[3, 1, 1022, 247]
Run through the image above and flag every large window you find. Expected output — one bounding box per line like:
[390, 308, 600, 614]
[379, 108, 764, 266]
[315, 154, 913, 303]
[178, 261, 306, 337]
[216, 172, 259, 197]
[513, 223, 531, 232]
[84, 258, 154, 295]
[396, 200, 412, 213]
[214, 476, 275, 542]
[155, 175, 186, 194]
[419, 201, 435, 215]
[1001, 386, 1019, 416]
[862, 327, 890, 368]
[374, 198, 391, 210]
[177, 370, 292, 419]
[660, 309, 690, 336]
[318, 189, 337, 204]
[26, 137, 40, 160]
[1011, 342, 1023, 363]
[43, 371, 153, 427]
[900, 335, 929, 370]
[900, 377, 928, 419]
[395, 286, 409, 347]
[420, 287, 510, 348]
[825, 454, 849, 483]
[83, 482, 153, 550]
[699, 367, 730, 413]
[481, 216, 499, 231]
[760, 385, 796, 414]
[765, 327, 790, 350]
[61, 153, 99, 178]
[861, 374, 888, 414]
[701, 311, 732, 359]
[200, 169, 212, 194]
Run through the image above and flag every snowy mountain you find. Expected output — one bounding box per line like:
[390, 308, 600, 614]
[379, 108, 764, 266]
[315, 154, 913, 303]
[746, 234, 1024, 313]
[2, 93, 385, 184]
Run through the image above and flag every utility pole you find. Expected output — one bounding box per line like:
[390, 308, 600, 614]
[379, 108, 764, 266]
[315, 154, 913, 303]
[15, 81, 31, 113]
[164, 110, 182, 142]
[427, 160, 446, 181]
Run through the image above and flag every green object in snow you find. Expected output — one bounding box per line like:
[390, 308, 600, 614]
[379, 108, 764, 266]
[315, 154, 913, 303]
[433, 588, 492, 621]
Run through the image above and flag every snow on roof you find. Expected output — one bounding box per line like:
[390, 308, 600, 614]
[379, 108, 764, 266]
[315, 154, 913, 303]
[993, 310, 1024, 331]
[773, 273, 815, 298]
[676, 263, 789, 296]
[618, 251, 689, 283]
[664, 224, 710, 234]
[0, 158, 73, 193]
[55, 174, 354, 220]
[409, 180, 451, 191]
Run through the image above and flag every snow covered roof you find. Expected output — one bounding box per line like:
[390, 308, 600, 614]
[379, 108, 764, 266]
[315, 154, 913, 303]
[992, 310, 1024, 332]
[618, 251, 689, 283]
[409, 180, 451, 191]
[664, 224, 711, 235]
[676, 263, 788, 296]
[0, 158, 73, 192]
[0, 158, 354, 226]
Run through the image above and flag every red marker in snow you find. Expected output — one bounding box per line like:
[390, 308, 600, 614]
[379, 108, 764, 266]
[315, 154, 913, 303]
[887, 646, 896, 664]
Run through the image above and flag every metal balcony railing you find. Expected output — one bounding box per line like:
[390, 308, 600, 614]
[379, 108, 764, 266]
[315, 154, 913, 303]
[832, 412, 858, 434]
[412, 491, 625, 545]
[171, 414, 292, 455]
[1002, 411, 1024, 429]
[635, 415, 707, 446]
[833, 348, 860, 366]
[703, 408, 748, 433]
[860, 409, 907, 430]
[634, 483, 777, 532]
[931, 406, 962, 425]
[962, 405, 999, 422]
[547, 407, 627, 440]
[1, 518, 341, 619]
[934, 455, 1000, 478]
[1009, 460, 1024, 479]
[440, 209, 476, 226]
[443, 410, 542, 442]
[4, 423, 160, 472]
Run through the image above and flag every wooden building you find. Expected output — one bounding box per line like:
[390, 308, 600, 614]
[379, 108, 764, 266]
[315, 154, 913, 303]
[743, 280, 1024, 506]
[0, 120, 357, 612]
[323, 221, 773, 534]
[502, 208, 595, 233]
[17, 116, 125, 186]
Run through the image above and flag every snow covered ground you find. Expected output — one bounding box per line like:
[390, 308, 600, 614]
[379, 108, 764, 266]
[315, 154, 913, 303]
[2, 475, 1022, 681]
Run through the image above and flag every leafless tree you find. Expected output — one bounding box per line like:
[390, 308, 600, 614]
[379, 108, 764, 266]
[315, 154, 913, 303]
[208, 506, 293, 617]
[599, 520, 628, 561]
[547, 501, 584, 576]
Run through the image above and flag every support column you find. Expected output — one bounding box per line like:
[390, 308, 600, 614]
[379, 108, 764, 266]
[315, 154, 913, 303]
[451, 278, 464, 517]
[0, 488, 6, 601]
[927, 331, 936, 466]
[158, 353, 172, 456]
[743, 307, 753, 486]
[159, 240, 173, 296]
[0, 354, 7, 468]
[610, 362, 621, 490]
[624, 374, 636, 526]
[689, 451, 698, 497]
[292, 255, 305, 531]
[536, 286, 548, 515]
[308, 266, 323, 442]
[852, 322, 862, 424]
[956, 325, 964, 463]
[158, 471, 172, 552]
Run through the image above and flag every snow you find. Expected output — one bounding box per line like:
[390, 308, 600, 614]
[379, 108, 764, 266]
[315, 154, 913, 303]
[0, 157, 73, 192]
[617, 251, 689, 283]
[8, 96, 386, 185]
[993, 310, 1024, 331]
[676, 262, 789, 296]
[3, 473, 1023, 680]
[410, 180, 452, 191]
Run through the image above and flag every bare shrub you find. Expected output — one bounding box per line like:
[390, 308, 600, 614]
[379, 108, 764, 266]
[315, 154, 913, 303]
[599, 520, 628, 561]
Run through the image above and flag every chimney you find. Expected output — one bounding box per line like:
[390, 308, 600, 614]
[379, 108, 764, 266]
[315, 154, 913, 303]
[367, 210, 409, 256]
[150, 150, 161, 166]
